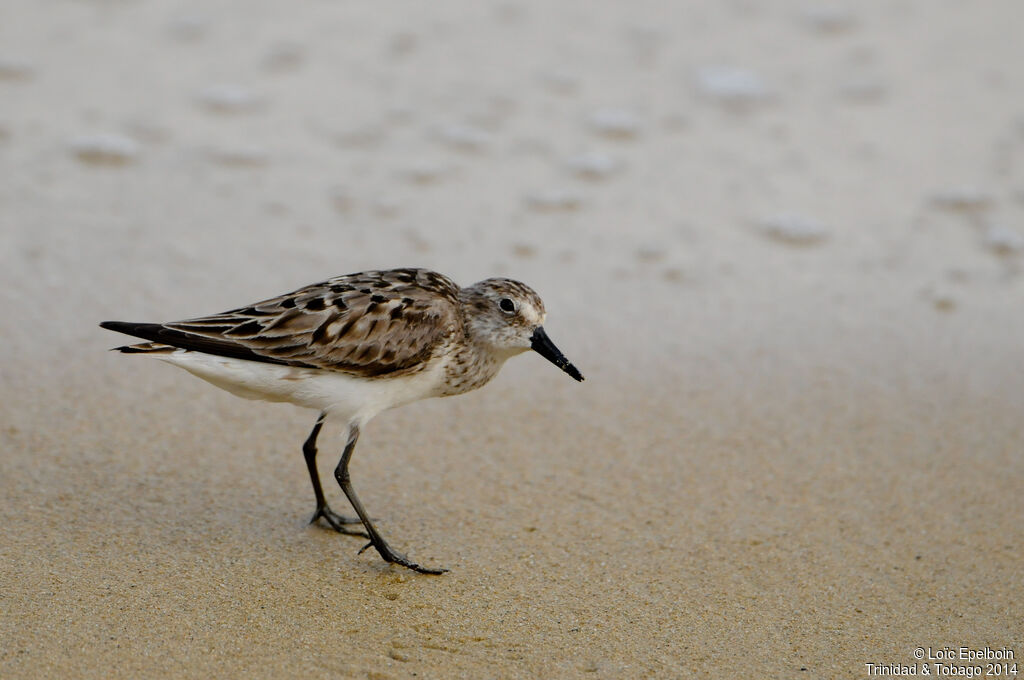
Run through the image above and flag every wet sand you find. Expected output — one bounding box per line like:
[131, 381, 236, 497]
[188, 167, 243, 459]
[1, 1, 1022, 677]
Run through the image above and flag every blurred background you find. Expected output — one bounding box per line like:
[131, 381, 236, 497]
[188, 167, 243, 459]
[1, 1, 1022, 677]
[3, 2, 1021, 346]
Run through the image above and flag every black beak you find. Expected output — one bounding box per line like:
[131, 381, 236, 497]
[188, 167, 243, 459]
[530, 327, 584, 382]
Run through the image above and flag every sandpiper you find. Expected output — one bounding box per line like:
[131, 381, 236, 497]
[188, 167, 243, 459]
[101, 267, 583, 573]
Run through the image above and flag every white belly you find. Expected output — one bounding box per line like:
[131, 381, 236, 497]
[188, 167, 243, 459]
[152, 349, 446, 425]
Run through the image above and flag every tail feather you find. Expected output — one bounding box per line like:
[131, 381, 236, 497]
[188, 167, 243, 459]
[99, 320, 298, 366]
[101, 321, 177, 354]
[100, 320, 164, 340]
[112, 342, 174, 354]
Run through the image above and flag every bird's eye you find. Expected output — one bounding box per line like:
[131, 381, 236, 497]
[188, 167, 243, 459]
[499, 298, 516, 314]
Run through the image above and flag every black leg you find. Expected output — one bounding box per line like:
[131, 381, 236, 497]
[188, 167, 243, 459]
[334, 425, 447, 574]
[303, 412, 366, 537]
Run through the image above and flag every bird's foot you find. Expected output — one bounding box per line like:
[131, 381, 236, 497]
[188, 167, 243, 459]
[310, 504, 368, 537]
[358, 541, 448, 575]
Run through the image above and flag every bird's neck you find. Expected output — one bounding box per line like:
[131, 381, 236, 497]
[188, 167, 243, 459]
[439, 334, 507, 397]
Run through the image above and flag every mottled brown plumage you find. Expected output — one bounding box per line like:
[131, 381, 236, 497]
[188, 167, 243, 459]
[100, 267, 582, 574]
[108, 268, 464, 378]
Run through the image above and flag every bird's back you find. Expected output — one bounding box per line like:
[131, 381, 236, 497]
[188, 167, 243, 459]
[103, 268, 465, 379]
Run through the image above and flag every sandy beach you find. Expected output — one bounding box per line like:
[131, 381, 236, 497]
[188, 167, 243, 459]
[2, 1, 1022, 677]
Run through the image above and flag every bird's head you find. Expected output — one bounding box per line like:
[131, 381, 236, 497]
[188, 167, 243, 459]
[461, 278, 584, 382]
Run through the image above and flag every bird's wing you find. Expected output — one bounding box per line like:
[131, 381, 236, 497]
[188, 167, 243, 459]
[102, 268, 463, 377]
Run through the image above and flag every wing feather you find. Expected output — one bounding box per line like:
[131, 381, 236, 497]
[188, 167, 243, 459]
[102, 268, 463, 377]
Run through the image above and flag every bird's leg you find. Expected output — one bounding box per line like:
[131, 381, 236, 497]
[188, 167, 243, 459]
[303, 412, 366, 537]
[334, 425, 448, 575]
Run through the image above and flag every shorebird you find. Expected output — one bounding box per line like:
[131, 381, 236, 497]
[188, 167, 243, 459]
[101, 267, 583, 573]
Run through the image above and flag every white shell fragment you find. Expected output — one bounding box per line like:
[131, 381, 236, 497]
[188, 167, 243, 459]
[930, 187, 994, 214]
[983, 223, 1024, 256]
[400, 160, 448, 184]
[197, 85, 265, 113]
[69, 133, 141, 165]
[566, 151, 620, 179]
[757, 213, 829, 245]
[435, 123, 491, 152]
[587, 109, 642, 139]
[695, 66, 773, 109]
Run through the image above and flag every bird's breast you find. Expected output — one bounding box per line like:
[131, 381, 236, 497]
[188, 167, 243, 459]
[438, 344, 503, 397]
